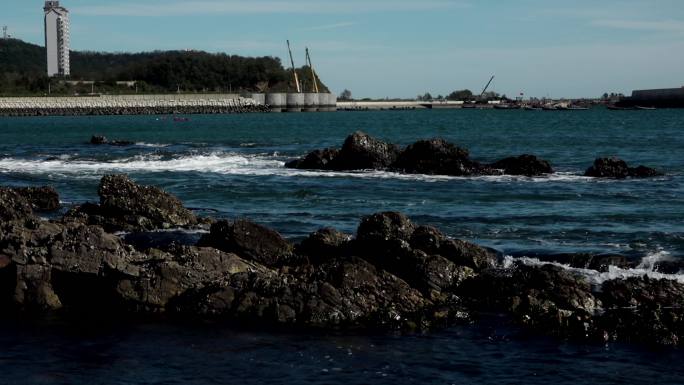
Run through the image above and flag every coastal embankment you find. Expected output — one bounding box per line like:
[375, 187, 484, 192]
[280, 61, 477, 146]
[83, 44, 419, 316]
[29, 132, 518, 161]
[0, 92, 338, 116]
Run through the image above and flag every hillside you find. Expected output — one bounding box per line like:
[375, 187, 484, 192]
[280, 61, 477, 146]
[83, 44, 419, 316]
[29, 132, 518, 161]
[0, 39, 329, 95]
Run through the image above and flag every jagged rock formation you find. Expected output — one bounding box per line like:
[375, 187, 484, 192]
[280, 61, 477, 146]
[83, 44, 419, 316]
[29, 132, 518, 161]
[1, 175, 683, 346]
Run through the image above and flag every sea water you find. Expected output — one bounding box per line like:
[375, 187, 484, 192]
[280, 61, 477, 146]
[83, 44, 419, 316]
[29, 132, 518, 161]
[1, 109, 683, 384]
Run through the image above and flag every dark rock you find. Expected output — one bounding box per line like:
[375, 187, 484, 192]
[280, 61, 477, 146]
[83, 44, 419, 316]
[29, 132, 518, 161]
[0, 218, 142, 312]
[357, 212, 416, 245]
[390, 138, 486, 176]
[90, 135, 108, 145]
[585, 157, 629, 178]
[172, 256, 443, 330]
[585, 157, 662, 178]
[90, 135, 135, 146]
[93, 174, 198, 232]
[198, 219, 295, 267]
[597, 277, 684, 345]
[461, 263, 600, 338]
[12, 186, 60, 211]
[296, 227, 352, 264]
[628, 165, 663, 178]
[410, 226, 497, 271]
[329, 131, 400, 170]
[285, 148, 340, 170]
[532, 253, 630, 272]
[117, 246, 267, 311]
[0, 188, 34, 222]
[490, 154, 553, 176]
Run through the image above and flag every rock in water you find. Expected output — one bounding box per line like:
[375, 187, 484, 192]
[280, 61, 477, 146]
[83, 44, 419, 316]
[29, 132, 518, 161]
[390, 138, 482, 176]
[490, 154, 553, 176]
[328, 131, 400, 170]
[585, 157, 662, 178]
[90, 135, 134, 146]
[285, 148, 339, 170]
[198, 219, 295, 267]
[12, 186, 60, 211]
[90, 135, 108, 145]
[628, 165, 663, 178]
[67, 174, 198, 232]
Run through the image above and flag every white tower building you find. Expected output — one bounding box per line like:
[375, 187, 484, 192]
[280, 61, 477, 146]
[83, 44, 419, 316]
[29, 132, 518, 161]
[44, 1, 70, 77]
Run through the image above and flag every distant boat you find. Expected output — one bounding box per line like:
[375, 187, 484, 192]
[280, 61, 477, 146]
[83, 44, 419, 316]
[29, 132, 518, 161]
[173, 117, 190, 122]
[565, 106, 589, 110]
[542, 105, 558, 111]
[524, 106, 542, 111]
[635, 106, 656, 110]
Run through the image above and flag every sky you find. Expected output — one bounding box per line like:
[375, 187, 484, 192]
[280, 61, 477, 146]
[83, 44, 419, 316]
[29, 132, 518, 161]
[3, 0, 684, 98]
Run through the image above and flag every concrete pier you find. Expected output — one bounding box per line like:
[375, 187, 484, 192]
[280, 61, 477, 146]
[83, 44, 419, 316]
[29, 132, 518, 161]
[286, 93, 304, 112]
[265, 93, 286, 112]
[303, 93, 320, 112]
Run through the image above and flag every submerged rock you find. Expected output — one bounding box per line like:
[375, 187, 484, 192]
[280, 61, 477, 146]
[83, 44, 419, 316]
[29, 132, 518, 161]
[584, 157, 662, 178]
[90, 135, 135, 146]
[490, 154, 553, 176]
[285, 148, 339, 170]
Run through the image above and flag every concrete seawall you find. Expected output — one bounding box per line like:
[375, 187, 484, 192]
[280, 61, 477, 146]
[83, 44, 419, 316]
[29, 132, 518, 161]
[0, 92, 339, 116]
[0, 94, 267, 117]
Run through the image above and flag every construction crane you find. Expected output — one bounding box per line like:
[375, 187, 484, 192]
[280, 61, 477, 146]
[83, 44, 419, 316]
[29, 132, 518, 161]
[479, 75, 495, 100]
[305, 47, 319, 93]
[286, 40, 301, 93]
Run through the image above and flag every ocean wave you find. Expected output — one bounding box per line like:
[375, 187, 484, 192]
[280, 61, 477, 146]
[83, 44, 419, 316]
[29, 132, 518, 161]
[504, 250, 684, 285]
[0, 153, 666, 183]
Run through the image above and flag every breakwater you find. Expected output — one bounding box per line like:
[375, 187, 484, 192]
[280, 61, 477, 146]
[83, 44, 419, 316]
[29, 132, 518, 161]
[0, 92, 338, 116]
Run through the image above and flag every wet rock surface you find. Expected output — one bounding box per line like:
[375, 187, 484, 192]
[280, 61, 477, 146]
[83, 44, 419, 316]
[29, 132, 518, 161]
[1, 175, 684, 346]
[90, 135, 135, 146]
[489, 154, 553, 176]
[584, 157, 663, 178]
[65, 174, 198, 232]
[286, 132, 553, 177]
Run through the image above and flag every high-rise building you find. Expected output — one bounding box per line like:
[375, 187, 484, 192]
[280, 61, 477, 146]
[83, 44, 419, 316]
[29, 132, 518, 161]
[44, 1, 70, 77]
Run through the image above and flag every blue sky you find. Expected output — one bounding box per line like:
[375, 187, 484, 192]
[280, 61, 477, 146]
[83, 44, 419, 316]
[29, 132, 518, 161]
[4, 0, 684, 98]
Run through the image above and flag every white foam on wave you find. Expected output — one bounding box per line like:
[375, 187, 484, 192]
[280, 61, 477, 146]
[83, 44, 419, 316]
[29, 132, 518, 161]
[134, 142, 171, 148]
[0, 153, 652, 183]
[504, 250, 684, 285]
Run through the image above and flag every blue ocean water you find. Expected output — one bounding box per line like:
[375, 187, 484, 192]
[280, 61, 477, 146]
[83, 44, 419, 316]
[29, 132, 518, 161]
[1, 109, 684, 383]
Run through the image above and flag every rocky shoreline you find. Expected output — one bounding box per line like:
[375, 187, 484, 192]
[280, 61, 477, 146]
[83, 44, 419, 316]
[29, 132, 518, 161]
[286, 132, 663, 178]
[1, 175, 683, 346]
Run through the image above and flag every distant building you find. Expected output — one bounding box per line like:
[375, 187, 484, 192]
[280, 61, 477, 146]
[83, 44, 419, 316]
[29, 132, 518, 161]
[44, 1, 70, 77]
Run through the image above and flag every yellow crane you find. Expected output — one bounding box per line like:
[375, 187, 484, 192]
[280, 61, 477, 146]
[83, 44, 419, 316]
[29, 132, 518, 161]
[306, 47, 319, 93]
[287, 40, 301, 93]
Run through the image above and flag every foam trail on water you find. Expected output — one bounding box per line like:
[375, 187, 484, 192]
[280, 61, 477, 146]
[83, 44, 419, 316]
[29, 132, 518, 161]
[504, 251, 684, 285]
[0, 153, 632, 183]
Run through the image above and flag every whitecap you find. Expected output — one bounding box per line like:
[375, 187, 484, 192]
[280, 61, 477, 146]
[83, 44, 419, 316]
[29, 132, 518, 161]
[503, 250, 684, 285]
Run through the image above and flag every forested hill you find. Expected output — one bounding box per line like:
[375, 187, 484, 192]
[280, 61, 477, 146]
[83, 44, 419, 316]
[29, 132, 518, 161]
[0, 38, 329, 95]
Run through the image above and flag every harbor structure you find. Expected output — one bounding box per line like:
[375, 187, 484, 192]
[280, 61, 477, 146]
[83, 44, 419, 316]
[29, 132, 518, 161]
[617, 87, 684, 108]
[44, 1, 70, 77]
